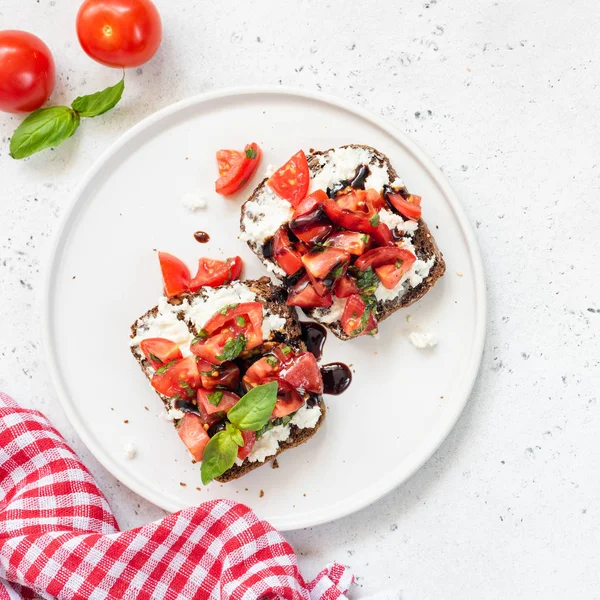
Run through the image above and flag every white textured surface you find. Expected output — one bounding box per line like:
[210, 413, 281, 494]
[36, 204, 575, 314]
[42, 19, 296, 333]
[1, 1, 599, 598]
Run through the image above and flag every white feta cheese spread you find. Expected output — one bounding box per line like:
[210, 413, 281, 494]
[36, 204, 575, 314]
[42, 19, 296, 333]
[130, 297, 194, 357]
[185, 282, 256, 331]
[409, 331, 438, 349]
[246, 404, 322, 463]
[181, 191, 208, 211]
[239, 185, 294, 245]
[130, 282, 289, 360]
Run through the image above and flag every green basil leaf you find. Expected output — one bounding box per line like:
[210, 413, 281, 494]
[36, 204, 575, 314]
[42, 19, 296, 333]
[148, 353, 163, 364]
[216, 334, 247, 362]
[281, 346, 291, 355]
[255, 420, 273, 439]
[227, 381, 278, 431]
[369, 213, 380, 226]
[226, 423, 244, 446]
[356, 267, 378, 294]
[200, 429, 239, 485]
[235, 316, 246, 327]
[71, 78, 125, 118]
[264, 355, 278, 367]
[207, 391, 223, 406]
[10, 107, 80, 160]
[155, 359, 177, 375]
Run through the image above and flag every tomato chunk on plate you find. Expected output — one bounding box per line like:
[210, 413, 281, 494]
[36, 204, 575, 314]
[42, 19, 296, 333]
[268, 150, 310, 207]
[189, 256, 243, 291]
[158, 252, 191, 298]
[215, 143, 262, 196]
[178, 413, 210, 461]
[139, 338, 183, 370]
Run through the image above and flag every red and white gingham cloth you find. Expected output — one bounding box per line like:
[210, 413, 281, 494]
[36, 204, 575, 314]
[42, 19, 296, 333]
[0, 392, 353, 599]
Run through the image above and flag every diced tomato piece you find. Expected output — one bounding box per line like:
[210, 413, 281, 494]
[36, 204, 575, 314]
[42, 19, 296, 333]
[286, 276, 333, 308]
[192, 327, 248, 366]
[386, 192, 422, 220]
[272, 380, 305, 418]
[271, 227, 304, 276]
[366, 188, 386, 211]
[371, 223, 394, 247]
[189, 256, 243, 291]
[289, 210, 333, 244]
[216, 149, 243, 177]
[203, 302, 263, 337]
[243, 355, 281, 390]
[158, 252, 191, 298]
[215, 143, 262, 196]
[197, 388, 240, 417]
[375, 255, 416, 289]
[301, 247, 350, 280]
[326, 231, 369, 255]
[237, 430, 256, 460]
[292, 189, 328, 219]
[196, 360, 240, 391]
[354, 247, 416, 272]
[279, 352, 323, 394]
[268, 150, 310, 207]
[334, 275, 360, 298]
[341, 295, 378, 338]
[178, 413, 210, 461]
[139, 338, 183, 370]
[151, 356, 201, 398]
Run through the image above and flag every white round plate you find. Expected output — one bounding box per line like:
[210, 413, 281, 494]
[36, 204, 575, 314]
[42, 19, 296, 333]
[44, 87, 485, 531]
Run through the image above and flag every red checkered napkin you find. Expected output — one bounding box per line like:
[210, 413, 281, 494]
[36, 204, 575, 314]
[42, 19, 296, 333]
[0, 392, 352, 599]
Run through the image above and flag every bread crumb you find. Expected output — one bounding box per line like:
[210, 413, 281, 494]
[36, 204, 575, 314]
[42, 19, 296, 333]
[406, 314, 412, 323]
[196, 487, 201, 491]
[180, 482, 187, 487]
[440, 395, 444, 399]
[272, 459, 279, 469]
[303, 493, 307, 497]
[144, 406, 149, 411]
[72, 276, 76, 280]
[123, 420, 129, 424]
[259, 490, 265, 498]
[110, 408, 114, 411]
[456, 271, 464, 277]
[245, 488, 248, 491]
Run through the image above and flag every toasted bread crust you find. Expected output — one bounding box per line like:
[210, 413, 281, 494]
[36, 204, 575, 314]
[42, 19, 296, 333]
[130, 278, 326, 482]
[240, 144, 446, 340]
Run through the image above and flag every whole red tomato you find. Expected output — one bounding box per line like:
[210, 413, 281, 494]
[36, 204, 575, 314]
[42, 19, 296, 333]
[76, 0, 162, 68]
[0, 30, 55, 114]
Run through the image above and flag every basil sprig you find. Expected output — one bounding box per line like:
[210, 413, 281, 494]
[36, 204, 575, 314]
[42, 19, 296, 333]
[10, 77, 125, 159]
[200, 381, 278, 484]
[216, 334, 247, 362]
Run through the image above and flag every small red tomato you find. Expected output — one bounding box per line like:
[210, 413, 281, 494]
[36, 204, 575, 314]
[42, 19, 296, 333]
[0, 30, 55, 114]
[76, 0, 162, 68]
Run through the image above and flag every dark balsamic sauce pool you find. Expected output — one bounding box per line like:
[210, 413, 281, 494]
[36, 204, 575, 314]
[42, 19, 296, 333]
[193, 231, 210, 243]
[299, 322, 352, 395]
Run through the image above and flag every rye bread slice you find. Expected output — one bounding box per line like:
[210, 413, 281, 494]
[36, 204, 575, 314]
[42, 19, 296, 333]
[240, 144, 446, 341]
[130, 277, 326, 481]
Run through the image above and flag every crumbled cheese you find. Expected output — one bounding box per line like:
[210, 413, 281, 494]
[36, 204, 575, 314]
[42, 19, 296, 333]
[456, 271, 464, 277]
[239, 186, 294, 244]
[409, 331, 438, 349]
[312, 296, 347, 324]
[181, 191, 208, 211]
[130, 297, 193, 356]
[185, 282, 256, 330]
[264, 164, 277, 177]
[379, 209, 406, 230]
[247, 405, 322, 463]
[263, 258, 287, 278]
[262, 313, 287, 337]
[123, 442, 137, 459]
